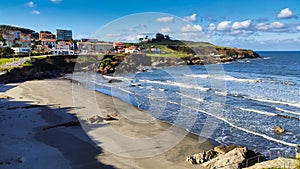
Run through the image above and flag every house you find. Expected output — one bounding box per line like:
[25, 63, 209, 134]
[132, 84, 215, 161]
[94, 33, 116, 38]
[113, 42, 125, 53]
[125, 45, 139, 54]
[2, 31, 31, 47]
[78, 41, 113, 54]
[12, 47, 31, 54]
[50, 41, 74, 55]
[39, 31, 56, 47]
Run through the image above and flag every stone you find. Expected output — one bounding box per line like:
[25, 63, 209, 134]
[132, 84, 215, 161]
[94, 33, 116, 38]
[103, 114, 118, 121]
[274, 126, 285, 134]
[214, 145, 242, 155]
[186, 149, 218, 165]
[86, 115, 103, 124]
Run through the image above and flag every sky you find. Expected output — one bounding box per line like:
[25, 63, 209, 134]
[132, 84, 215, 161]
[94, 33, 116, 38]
[1, 0, 300, 51]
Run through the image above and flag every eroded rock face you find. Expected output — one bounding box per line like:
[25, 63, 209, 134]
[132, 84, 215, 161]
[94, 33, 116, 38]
[186, 145, 265, 169]
[186, 149, 218, 165]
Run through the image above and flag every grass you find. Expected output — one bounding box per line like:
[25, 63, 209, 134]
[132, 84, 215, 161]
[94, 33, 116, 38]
[146, 53, 188, 58]
[0, 58, 19, 65]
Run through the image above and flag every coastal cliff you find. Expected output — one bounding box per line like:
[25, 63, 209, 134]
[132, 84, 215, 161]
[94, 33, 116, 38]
[0, 45, 260, 82]
[98, 46, 260, 74]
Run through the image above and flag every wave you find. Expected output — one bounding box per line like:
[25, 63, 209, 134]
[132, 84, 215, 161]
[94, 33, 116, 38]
[139, 79, 210, 92]
[188, 107, 297, 148]
[249, 97, 300, 109]
[176, 92, 204, 102]
[185, 74, 260, 83]
[275, 107, 300, 116]
[97, 84, 298, 149]
[102, 75, 132, 81]
[240, 108, 276, 116]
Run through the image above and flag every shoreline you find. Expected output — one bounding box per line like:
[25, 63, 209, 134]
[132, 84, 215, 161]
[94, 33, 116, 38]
[0, 79, 213, 169]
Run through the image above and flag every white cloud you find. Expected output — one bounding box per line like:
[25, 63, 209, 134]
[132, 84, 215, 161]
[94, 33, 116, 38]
[256, 21, 284, 30]
[297, 26, 300, 31]
[32, 10, 40, 15]
[217, 21, 231, 31]
[184, 14, 197, 22]
[232, 20, 251, 29]
[50, 0, 62, 3]
[161, 28, 172, 33]
[255, 21, 289, 33]
[277, 8, 294, 19]
[207, 23, 216, 32]
[181, 24, 203, 32]
[26, 1, 35, 7]
[156, 16, 174, 23]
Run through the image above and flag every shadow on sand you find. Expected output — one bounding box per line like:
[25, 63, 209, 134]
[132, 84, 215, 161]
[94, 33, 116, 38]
[0, 95, 115, 169]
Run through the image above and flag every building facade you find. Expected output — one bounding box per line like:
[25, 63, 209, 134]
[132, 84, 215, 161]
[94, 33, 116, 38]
[56, 29, 73, 41]
[2, 31, 31, 47]
[39, 31, 56, 47]
[78, 41, 113, 54]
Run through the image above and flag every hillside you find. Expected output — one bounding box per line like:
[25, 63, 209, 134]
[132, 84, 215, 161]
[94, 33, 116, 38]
[0, 25, 36, 35]
[97, 40, 261, 74]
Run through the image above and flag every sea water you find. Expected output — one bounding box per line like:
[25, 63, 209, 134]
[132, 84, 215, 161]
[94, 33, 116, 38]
[69, 51, 300, 157]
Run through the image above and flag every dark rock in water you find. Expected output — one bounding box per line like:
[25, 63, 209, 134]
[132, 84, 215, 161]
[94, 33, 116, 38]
[274, 126, 285, 134]
[108, 79, 122, 83]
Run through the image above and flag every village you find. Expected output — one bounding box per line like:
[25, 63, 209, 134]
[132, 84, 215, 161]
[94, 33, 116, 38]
[0, 27, 149, 56]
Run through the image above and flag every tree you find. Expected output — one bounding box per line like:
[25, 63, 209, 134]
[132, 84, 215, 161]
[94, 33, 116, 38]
[155, 33, 165, 42]
[0, 47, 15, 58]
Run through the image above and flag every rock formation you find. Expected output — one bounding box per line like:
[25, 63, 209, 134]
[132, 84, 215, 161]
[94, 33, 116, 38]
[186, 145, 265, 169]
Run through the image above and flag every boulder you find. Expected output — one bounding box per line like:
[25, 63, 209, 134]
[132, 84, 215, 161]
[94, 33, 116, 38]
[103, 114, 118, 121]
[202, 147, 258, 169]
[86, 115, 103, 124]
[214, 145, 242, 155]
[187, 145, 265, 169]
[274, 126, 285, 134]
[186, 149, 218, 165]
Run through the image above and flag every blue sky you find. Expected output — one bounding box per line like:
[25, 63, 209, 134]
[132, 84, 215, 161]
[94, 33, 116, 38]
[1, 0, 300, 50]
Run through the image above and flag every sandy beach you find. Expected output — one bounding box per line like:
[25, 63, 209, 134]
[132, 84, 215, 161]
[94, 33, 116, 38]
[0, 79, 212, 169]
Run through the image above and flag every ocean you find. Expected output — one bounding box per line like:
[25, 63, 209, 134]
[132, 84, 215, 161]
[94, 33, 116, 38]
[69, 51, 300, 157]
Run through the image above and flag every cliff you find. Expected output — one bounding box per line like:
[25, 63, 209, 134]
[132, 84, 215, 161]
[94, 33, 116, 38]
[97, 45, 261, 74]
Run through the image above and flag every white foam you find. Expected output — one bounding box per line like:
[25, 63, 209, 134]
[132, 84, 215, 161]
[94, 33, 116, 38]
[250, 97, 300, 109]
[117, 87, 134, 95]
[102, 75, 131, 81]
[176, 92, 204, 102]
[110, 85, 297, 148]
[187, 107, 297, 148]
[275, 107, 300, 116]
[140, 80, 209, 92]
[240, 108, 276, 116]
[185, 74, 259, 83]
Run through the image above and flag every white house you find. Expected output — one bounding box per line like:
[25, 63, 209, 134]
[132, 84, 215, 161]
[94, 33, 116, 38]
[12, 47, 31, 54]
[50, 41, 74, 55]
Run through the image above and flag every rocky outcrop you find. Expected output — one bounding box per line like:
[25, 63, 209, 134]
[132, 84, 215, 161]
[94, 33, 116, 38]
[97, 47, 260, 74]
[0, 55, 78, 83]
[186, 145, 265, 169]
[186, 149, 218, 164]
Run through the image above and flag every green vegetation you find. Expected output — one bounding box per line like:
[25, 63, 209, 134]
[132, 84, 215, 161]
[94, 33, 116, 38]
[0, 47, 15, 58]
[0, 58, 18, 65]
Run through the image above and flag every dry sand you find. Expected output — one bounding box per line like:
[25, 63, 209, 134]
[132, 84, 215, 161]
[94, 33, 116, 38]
[0, 79, 212, 169]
